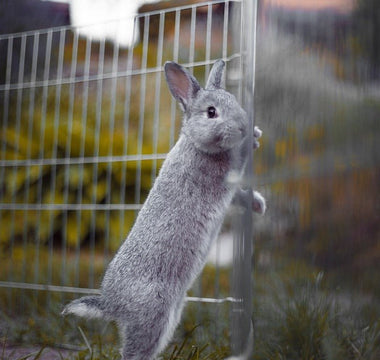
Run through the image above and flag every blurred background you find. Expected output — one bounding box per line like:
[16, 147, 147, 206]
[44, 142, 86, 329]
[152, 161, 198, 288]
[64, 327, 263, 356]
[0, 0, 379, 359]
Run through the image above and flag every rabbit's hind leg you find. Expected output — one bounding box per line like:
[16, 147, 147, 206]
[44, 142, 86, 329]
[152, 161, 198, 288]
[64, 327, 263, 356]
[118, 301, 182, 360]
[118, 318, 164, 360]
[156, 296, 186, 355]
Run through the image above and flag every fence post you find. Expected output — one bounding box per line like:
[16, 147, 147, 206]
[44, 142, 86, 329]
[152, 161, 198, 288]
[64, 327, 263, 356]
[231, 0, 258, 357]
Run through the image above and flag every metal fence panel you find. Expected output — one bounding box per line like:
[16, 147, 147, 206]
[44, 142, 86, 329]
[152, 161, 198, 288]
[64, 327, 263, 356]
[0, 0, 256, 353]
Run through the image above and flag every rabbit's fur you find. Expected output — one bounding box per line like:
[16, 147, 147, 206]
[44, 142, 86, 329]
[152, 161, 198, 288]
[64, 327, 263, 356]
[63, 60, 266, 360]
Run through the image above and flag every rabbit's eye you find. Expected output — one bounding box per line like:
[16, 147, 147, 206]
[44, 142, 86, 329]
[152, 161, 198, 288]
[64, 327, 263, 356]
[207, 106, 217, 119]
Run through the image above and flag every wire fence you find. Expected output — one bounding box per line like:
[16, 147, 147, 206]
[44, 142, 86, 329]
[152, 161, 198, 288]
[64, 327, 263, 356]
[0, 0, 256, 354]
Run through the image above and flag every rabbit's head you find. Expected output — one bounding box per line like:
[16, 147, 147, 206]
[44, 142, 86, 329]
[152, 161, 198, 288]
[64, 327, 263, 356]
[165, 60, 248, 154]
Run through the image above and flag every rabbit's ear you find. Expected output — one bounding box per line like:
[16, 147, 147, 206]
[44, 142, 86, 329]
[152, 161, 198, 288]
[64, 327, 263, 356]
[206, 59, 225, 90]
[165, 62, 201, 111]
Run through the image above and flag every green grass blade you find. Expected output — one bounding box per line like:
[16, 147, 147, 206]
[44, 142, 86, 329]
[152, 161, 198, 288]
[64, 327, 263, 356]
[77, 326, 92, 358]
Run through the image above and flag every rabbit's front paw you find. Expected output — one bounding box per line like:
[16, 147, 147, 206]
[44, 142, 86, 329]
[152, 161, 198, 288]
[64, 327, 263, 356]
[253, 190, 266, 215]
[253, 126, 262, 150]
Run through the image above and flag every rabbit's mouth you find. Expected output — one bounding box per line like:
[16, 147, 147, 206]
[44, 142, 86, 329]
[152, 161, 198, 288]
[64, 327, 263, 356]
[214, 129, 246, 151]
[238, 126, 247, 139]
[183, 120, 246, 154]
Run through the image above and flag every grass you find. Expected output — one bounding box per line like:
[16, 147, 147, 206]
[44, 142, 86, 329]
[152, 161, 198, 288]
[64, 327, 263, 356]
[252, 260, 380, 360]
[0, 303, 230, 360]
[1, 259, 380, 360]
[0, 246, 232, 359]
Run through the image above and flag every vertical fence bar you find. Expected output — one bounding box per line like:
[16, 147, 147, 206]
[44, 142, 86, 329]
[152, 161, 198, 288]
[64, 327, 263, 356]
[169, 9, 181, 148]
[0, 36, 13, 204]
[189, 6, 196, 73]
[205, 3, 213, 80]
[214, 1, 231, 342]
[61, 30, 78, 289]
[47, 28, 66, 300]
[21, 32, 39, 286]
[135, 14, 150, 206]
[104, 34, 120, 263]
[74, 37, 92, 286]
[151, 11, 165, 183]
[19, 32, 39, 310]
[89, 37, 106, 288]
[119, 18, 136, 244]
[222, 0, 229, 60]
[74, 34, 92, 287]
[34, 29, 53, 287]
[231, 0, 258, 357]
[237, 1, 244, 103]
[0, 37, 13, 304]
[8, 34, 27, 291]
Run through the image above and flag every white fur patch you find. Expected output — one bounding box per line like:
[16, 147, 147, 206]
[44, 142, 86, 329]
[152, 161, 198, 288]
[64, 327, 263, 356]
[65, 303, 103, 319]
[226, 170, 243, 186]
[156, 304, 177, 355]
[156, 299, 186, 357]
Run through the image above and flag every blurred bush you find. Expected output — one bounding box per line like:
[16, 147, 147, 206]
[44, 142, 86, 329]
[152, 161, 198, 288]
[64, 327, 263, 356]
[254, 29, 380, 294]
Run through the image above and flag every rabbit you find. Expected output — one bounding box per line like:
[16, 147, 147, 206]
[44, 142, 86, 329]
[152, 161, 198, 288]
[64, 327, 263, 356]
[62, 59, 266, 360]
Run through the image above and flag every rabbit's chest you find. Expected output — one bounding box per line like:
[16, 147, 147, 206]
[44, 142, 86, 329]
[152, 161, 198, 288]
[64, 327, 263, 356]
[154, 161, 234, 280]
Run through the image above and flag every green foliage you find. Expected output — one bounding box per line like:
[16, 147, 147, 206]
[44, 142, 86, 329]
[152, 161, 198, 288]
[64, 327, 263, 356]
[255, 31, 380, 294]
[0, 72, 175, 251]
[254, 271, 380, 360]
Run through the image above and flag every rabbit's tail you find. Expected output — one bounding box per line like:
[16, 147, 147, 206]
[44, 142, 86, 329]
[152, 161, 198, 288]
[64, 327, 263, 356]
[62, 295, 105, 319]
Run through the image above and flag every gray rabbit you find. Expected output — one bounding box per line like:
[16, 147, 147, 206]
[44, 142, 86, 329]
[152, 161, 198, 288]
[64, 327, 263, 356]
[62, 60, 266, 360]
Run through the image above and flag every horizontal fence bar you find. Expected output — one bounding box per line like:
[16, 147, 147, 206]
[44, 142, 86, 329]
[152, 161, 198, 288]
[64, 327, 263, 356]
[186, 296, 241, 304]
[0, 154, 168, 168]
[0, 54, 242, 92]
[0, 281, 240, 303]
[0, 281, 101, 295]
[0, 203, 143, 211]
[0, 0, 242, 40]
